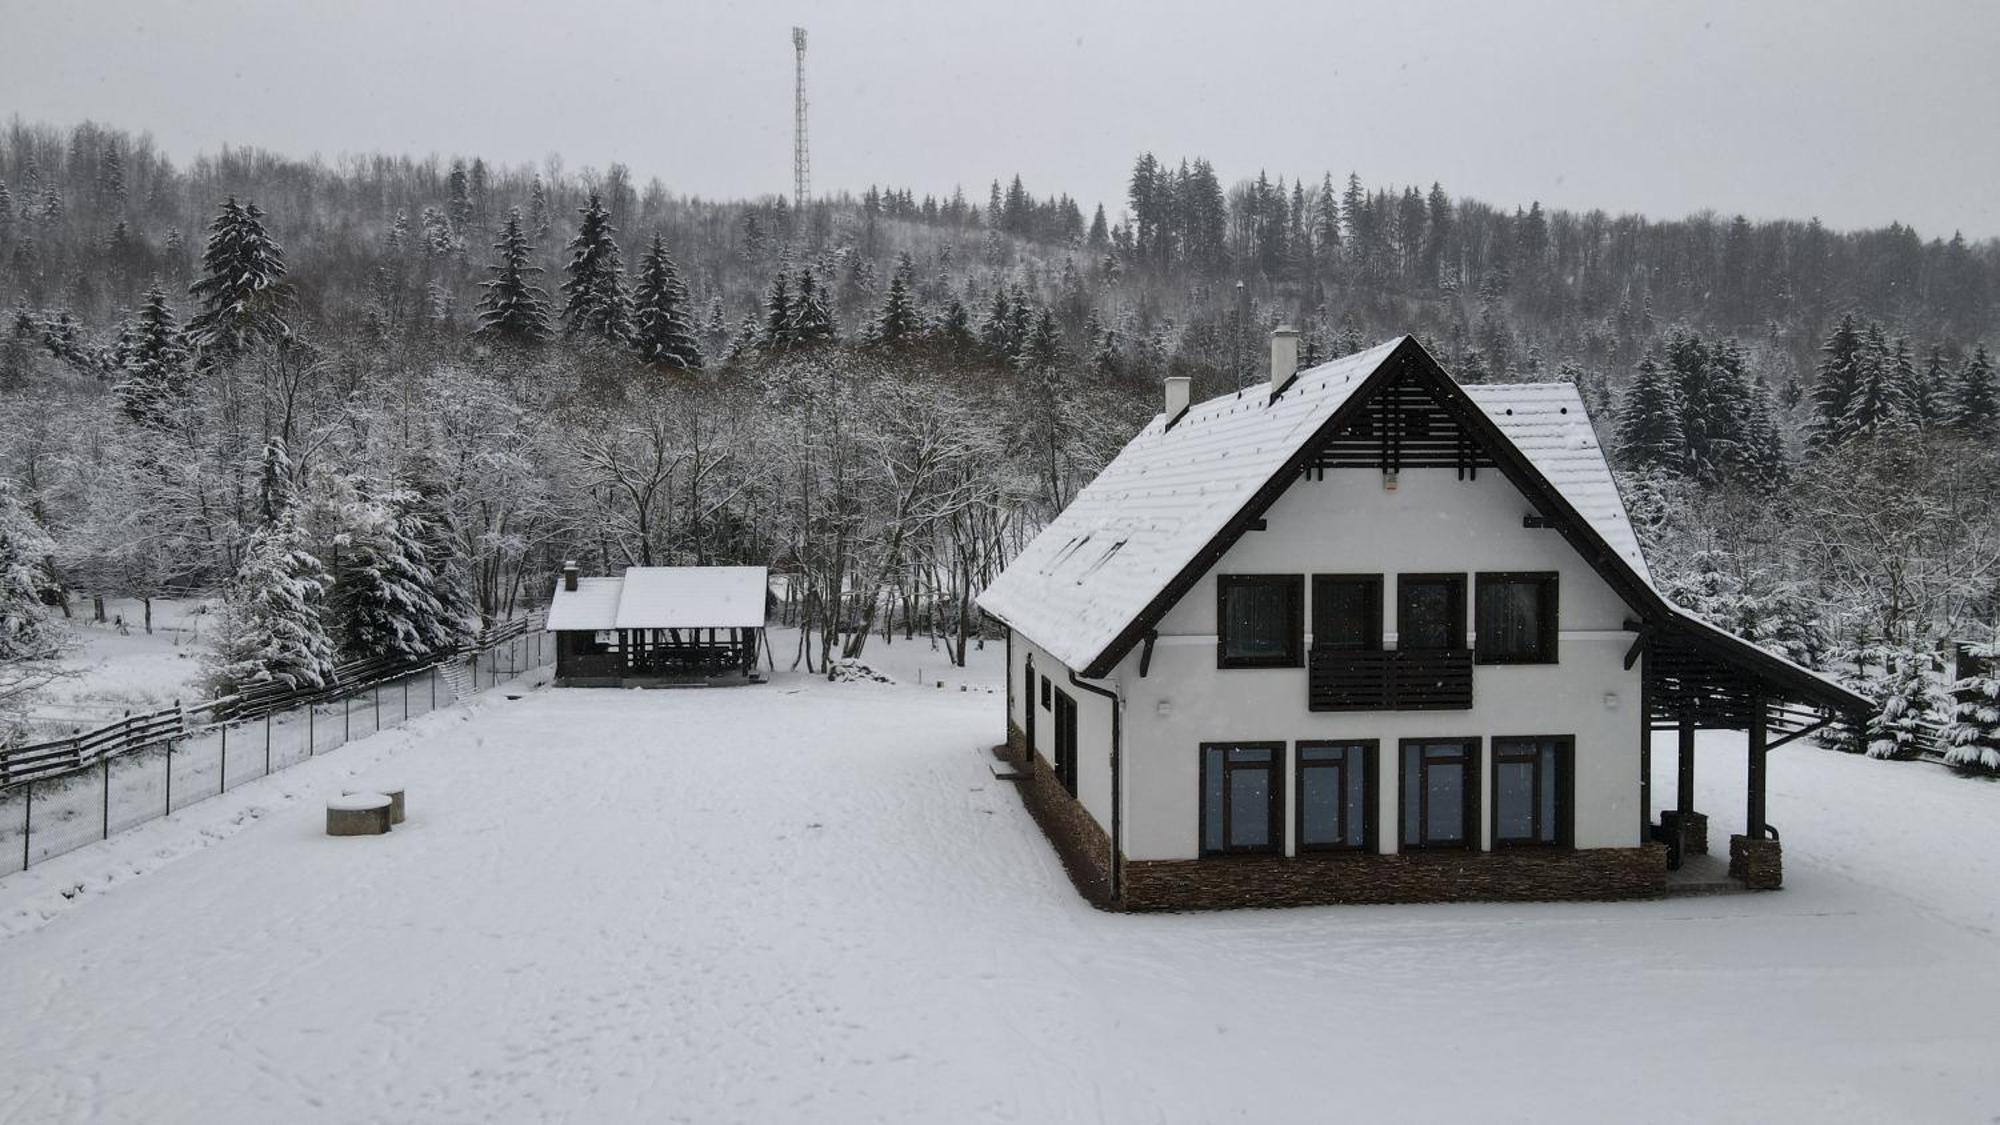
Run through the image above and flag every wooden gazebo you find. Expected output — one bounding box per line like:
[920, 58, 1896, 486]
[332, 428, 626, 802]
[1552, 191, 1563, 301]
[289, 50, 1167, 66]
[545, 563, 768, 687]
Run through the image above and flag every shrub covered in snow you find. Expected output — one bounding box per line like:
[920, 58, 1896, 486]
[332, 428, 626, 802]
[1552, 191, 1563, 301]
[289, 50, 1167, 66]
[1944, 641, 2000, 772]
[1862, 646, 1947, 760]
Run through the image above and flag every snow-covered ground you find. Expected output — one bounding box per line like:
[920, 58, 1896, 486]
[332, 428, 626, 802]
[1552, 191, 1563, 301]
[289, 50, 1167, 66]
[32, 597, 210, 727]
[0, 654, 1995, 1123]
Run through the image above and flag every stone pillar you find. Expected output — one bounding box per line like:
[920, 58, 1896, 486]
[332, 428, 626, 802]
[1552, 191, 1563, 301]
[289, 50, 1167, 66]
[1728, 834, 1782, 890]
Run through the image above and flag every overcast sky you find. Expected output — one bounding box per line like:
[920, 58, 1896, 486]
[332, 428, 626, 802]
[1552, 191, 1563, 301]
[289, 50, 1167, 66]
[4, 0, 1997, 238]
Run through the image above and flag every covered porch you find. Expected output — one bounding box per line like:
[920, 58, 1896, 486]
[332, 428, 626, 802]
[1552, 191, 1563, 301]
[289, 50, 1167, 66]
[546, 563, 771, 688]
[1636, 620, 1872, 891]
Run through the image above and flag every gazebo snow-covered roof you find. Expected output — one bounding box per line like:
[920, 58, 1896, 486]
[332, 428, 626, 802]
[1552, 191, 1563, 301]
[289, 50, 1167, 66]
[975, 335, 1867, 729]
[545, 565, 770, 632]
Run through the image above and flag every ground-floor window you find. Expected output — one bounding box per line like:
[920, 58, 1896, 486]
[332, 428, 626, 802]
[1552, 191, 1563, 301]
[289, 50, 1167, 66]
[1052, 689, 1079, 796]
[1296, 740, 1375, 851]
[1491, 736, 1571, 846]
[1400, 738, 1479, 849]
[1201, 743, 1283, 855]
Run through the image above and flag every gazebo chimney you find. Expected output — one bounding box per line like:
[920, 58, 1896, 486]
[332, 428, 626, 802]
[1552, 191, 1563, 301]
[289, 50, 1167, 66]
[562, 560, 579, 592]
[1268, 325, 1300, 402]
[1164, 376, 1191, 428]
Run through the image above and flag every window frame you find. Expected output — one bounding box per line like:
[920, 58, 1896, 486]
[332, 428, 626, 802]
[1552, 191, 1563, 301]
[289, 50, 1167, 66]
[1199, 741, 1285, 856]
[1398, 737, 1481, 851]
[1310, 574, 1384, 653]
[1396, 573, 1467, 652]
[1052, 688, 1080, 796]
[1474, 571, 1561, 665]
[1215, 574, 1305, 669]
[1040, 675, 1051, 710]
[1295, 739, 1378, 853]
[1490, 735, 1573, 848]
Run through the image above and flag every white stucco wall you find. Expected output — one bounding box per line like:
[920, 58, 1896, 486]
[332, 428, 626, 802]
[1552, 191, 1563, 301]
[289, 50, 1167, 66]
[1011, 631, 1117, 835]
[1099, 466, 1647, 862]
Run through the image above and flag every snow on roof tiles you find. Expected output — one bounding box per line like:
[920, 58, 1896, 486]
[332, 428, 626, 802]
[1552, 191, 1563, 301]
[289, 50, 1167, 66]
[1462, 382, 1653, 586]
[975, 338, 1406, 672]
[544, 566, 770, 631]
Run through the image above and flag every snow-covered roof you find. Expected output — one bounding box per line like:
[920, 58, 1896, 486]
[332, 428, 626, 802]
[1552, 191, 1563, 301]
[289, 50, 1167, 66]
[975, 338, 1404, 673]
[544, 566, 770, 631]
[544, 577, 625, 631]
[1462, 382, 1652, 586]
[975, 336, 1867, 712]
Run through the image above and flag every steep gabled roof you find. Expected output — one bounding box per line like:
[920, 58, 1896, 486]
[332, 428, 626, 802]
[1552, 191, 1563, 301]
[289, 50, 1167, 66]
[545, 566, 770, 631]
[976, 336, 1869, 717]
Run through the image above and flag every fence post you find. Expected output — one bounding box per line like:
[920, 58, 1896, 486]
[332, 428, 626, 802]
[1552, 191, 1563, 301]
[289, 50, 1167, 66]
[403, 678, 409, 723]
[264, 711, 273, 776]
[22, 779, 33, 871]
[344, 694, 351, 742]
[102, 757, 111, 840]
[374, 686, 381, 730]
[431, 665, 437, 710]
[309, 702, 315, 757]
[220, 724, 228, 796]
[164, 741, 173, 815]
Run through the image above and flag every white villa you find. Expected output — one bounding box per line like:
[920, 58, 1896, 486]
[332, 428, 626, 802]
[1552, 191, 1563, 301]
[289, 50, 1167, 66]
[976, 333, 1870, 910]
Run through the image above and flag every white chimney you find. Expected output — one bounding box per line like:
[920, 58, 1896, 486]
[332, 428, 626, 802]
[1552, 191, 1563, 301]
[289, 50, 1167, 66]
[1164, 376, 1191, 424]
[1269, 326, 1300, 395]
[562, 560, 579, 592]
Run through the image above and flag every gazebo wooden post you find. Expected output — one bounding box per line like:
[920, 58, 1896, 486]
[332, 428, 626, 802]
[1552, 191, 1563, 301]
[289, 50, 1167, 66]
[1675, 716, 1696, 817]
[1746, 695, 1768, 840]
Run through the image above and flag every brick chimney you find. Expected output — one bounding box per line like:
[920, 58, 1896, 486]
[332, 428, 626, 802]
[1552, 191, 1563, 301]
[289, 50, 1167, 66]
[562, 560, 579, 592]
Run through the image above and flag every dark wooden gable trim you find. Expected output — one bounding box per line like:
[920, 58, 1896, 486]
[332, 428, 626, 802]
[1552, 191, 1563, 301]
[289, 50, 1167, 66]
[1080, 339, 1419, 677]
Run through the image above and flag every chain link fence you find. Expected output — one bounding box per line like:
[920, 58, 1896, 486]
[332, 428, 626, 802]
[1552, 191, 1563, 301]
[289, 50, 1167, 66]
[0, 629, 549, 877]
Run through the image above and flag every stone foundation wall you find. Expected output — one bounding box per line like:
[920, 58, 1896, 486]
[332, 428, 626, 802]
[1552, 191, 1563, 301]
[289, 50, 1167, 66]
[1728, 835, 1783, 890]
[1006, 721, 1115, 906]
[1120, 844, 1668, 911]
[1657, 810, 1710, 855]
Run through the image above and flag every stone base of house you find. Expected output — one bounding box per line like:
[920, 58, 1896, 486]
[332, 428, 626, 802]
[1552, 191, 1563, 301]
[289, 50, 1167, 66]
[1003, 721, 1114, 907]
[1118, 845, 1668, 911]
[1728, 834, 1783, 890]
[1657, 809, 1710, 855]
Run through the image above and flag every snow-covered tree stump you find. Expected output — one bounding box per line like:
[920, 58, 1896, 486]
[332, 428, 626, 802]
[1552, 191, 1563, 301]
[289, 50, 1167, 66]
[346, 784, 405, 825]
[326, 793, 393, 836]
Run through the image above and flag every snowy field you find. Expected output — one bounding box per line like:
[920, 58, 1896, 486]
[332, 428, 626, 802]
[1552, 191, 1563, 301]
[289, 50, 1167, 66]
[1, 650, 1996, 1122]
[31, 597, 210, 727]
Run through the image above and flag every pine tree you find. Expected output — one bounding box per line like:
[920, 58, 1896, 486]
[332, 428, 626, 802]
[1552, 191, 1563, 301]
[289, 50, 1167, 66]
[932, 298, 975, 357]
[473, 209, 553, 345]
[789, 268, 836, 347]
[1617, 357, 1687, 472]
[1866, 647, 1943, 760]
[1954, 344, 1998, 440]
[760, 270, 794, 353]
[446, 159, 473, 231]
[1840, 323, 1894, 439]
[186, 196, 292, 367]
[205, 506, 335, 695]
[396, 453, 476, 652]
[331, 488, 452, 664]
[1086, 204, 1109, 251]
[868, 253, 922, 349]
[1944, 641, 2000, 771]
[114, 283, 191, 428]
[1738, 374, 1789, 490]
[258, 437, 296, 526]
[1810, 314, 1864, 447]
[558, 192, 630, 344]
[1019, 308, 1064, 371]
[0, 481, 68, 673]
[527, 177, 552, 238]
[628, 232, 702, 371]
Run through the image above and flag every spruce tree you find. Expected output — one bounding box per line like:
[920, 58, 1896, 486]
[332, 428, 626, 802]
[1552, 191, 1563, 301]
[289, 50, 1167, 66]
[629, 232, 703, 371]
[760, 270, 794, 353]
[186, 196, 292, 367]
[205, 501, 335, 695]
[789, 268, 836, 347]
[332, 489, 451, 664]
[0, 481, 68, 673]
[1866, 648, 1943, 760]
[1810, 313, 1864, 448]
[114, 283, 191, 429]
[558, 192, 630, 344]
[473, 209, 553, 345]
[1617, 357, 1686, 472]
[1944, 642, 2000, 771]
[1954, 345, 1997, 440]
[868, 253, 922, 349]
[1840, 323, 1894, 439]
[395, 460, 476, 653]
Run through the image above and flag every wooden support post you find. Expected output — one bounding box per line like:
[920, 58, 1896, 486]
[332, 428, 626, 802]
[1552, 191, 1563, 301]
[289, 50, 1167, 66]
[1637, 647, 1652, 841]
[1676, 717, 1696, 814]
[1747, 695, 1768, 839]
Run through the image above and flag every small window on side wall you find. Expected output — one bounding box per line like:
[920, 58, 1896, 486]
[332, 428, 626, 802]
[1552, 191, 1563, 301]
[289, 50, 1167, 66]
[1476, 572, 1560, 664]
[1492, 736, 1571, 847]
[1217, 575, 1304, 668]
[1040, 675, 1051, 709]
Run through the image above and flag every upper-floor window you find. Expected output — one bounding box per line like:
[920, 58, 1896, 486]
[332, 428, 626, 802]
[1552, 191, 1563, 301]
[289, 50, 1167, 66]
[1397, 574, 1466, 651]
[1217, 575, 1303, 668]
[1475, 572, 1560, 664]
[1312, 574, 1382, 652]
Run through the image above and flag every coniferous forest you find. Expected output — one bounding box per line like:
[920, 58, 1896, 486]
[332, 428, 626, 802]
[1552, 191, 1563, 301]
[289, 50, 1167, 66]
[1, 119, 1997, 766]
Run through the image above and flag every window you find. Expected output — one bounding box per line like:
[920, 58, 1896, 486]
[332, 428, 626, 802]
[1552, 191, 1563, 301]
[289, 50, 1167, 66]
[1052, 689, 1079, 796]
[1040, 675, 1051, 710]
[1396, 574, 1466, 652]
[1311, 575, 1383, 652]
[1201, 743, 1283, 855]
[1476, 573, 1559, 664]
[1400, 738, 1479, 849]
[1297, 741, 1376, 851]
[1023, 660, 1037, 754]
[1492, 736, 1570, 847]
[1217, 575, 1303, 668]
